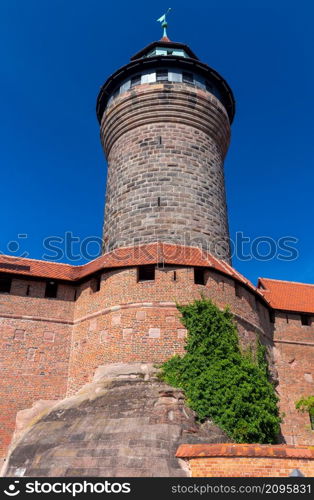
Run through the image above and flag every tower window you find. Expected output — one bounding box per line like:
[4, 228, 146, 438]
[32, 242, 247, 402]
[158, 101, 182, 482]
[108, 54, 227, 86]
[301, 315, 311, 326]
[0, 277, 11, 294]
[173, 271, 177, 281]
[138, 265, 155, 282]
[45, 281, 58, 298]
[205, 81, 214, 91]
[130, 75, 141, 87]
[194, 268, 205, 285]
[26, 285, 30, 296]
[182, 71, 193, 84]
[156, 69, 168, 82]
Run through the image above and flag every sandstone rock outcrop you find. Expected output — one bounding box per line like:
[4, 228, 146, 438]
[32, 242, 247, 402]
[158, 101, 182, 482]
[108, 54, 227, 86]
[3, 363, 230, 477]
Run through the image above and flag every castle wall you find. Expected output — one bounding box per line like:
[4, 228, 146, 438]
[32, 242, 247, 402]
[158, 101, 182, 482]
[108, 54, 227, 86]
[0, 279, 74, 460]
[67, 266, 273, 395]
[101, 84, 231, 261]
[273, 312, 314, 445]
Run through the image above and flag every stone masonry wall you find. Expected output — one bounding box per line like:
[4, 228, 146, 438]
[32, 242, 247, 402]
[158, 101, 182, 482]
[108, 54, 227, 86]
[100, 83, 231, 262]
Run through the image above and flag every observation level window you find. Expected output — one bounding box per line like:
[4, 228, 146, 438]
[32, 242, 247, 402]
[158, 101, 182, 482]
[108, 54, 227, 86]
[130, 75, 141, 87]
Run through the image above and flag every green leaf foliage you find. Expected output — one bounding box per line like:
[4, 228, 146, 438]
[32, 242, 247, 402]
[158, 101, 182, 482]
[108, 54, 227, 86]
[160, 298, 281, 443]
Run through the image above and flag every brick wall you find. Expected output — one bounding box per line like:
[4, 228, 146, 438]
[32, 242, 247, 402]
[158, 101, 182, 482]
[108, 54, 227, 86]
[176, 444, 314, 477]
[273, 311, 314, 445]
[100, 83, 231, 262]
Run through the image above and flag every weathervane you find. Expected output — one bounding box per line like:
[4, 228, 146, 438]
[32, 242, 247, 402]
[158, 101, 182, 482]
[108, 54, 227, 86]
[156, 8, 172, 39]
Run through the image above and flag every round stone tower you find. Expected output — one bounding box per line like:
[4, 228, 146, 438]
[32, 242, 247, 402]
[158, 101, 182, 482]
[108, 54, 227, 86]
[97, 38, 235, 263]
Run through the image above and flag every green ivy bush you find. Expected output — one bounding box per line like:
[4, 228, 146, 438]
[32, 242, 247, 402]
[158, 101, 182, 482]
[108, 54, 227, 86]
[160, 298, 281, 443]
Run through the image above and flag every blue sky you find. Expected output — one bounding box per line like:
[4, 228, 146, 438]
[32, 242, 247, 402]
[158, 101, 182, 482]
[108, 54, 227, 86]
[0, 0, 313, 285]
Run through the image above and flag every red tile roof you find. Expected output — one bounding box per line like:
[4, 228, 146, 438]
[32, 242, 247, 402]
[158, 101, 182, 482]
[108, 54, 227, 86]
[258, 277, 314, 314]
[0, 242, 260, 292]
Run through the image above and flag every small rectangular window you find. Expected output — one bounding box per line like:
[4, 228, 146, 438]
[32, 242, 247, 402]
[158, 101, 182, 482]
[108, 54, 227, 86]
[45, 281, 58, 298]
[156, 69, 168, 81]
[138, 265, 155, 282]
[173, 271, 177, 281]
[301, 315, 311, 326]
[182, 71, 193, 84]
[130, 75, 141, 87]
[26, 285, 30, 296]
[194, 268, 205, 285]
[269, 310, 275, 324]
[0, 277, 11, 293]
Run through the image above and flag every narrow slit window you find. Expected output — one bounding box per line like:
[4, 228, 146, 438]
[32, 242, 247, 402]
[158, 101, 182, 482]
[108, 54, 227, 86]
[182, 71, 193, 84]
[45, 281, 58, 298]
[194, 268, 205, 285]
[157, 197, 161, 206]
[301, 315, 311, 326]
[26, 285, 30, 296]
[73, 289, 78, 301]
[173, 271, 177, 281]
[138, 265, 155, 282]
[0, 277, 11, 294]
[156, 69, 168, 82]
